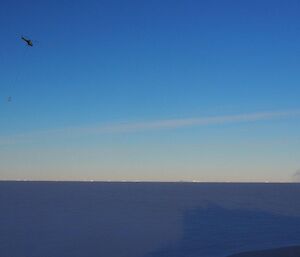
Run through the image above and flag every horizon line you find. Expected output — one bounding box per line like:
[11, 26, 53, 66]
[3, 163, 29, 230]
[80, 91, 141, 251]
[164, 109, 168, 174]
[0, 179, 297, 184]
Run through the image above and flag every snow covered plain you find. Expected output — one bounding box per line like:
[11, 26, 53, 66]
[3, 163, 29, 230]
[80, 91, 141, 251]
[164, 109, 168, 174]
[0, 181, 300, 257]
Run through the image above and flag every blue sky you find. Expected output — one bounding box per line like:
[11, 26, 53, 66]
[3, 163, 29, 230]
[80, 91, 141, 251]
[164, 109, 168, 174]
[0, 0, 300, 181]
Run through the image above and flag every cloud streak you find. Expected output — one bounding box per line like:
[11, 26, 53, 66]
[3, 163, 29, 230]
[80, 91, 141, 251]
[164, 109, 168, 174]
[1, 109, 300, 145]
[88, 110, 300, 133]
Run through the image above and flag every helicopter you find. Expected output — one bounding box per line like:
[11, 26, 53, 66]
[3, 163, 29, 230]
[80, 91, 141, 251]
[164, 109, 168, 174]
[21, 36, 33, 47]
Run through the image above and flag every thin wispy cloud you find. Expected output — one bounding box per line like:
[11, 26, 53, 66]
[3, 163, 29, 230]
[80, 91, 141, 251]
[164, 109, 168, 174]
[1, 109, 300, 145]
[89, 110, 300, 133]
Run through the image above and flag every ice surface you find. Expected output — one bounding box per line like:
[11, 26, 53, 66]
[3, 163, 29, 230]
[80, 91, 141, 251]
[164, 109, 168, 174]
[0, 182, 300, 257]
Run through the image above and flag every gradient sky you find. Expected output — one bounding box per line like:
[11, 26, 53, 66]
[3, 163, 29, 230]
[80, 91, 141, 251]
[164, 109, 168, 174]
[1, 0, 300, 181]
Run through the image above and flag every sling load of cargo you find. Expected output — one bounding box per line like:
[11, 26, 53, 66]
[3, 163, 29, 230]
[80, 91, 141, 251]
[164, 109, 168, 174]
[6, 36, 34, 102]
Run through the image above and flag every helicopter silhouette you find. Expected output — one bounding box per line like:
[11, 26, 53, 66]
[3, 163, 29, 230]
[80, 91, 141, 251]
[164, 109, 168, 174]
[21, 36, 33, 47]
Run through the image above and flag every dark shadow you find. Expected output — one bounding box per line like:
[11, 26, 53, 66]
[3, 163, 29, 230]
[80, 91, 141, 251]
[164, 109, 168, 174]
[146, 204, 300, 257]
[227, 245, 300, 257]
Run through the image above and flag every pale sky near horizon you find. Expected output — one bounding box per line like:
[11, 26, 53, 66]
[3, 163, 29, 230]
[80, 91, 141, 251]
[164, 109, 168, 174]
[1, 0, 300, 181]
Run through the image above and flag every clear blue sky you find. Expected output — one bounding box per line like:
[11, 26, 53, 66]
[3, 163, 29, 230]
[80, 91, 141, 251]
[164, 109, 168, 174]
[1, 0, 300, 181]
